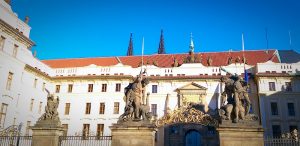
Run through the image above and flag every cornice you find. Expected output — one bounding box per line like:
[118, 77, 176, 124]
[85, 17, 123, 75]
[24, 64, 51, 80]
[0, 19, 35, 47]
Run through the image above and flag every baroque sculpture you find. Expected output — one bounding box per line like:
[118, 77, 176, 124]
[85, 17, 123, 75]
[36, 89, 61, 127]
[219, 75, 257, 123]
[118, 71, 152, 123]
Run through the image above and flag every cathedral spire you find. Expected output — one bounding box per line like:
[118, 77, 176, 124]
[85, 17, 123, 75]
[127, 33, 133, 56]
[158, 29, 166, 54]
[189, 32, 194, 53]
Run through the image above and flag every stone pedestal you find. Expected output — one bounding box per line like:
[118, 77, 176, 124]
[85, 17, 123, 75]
[31, 120, 64, 146]
[110, 123, 156, 146]
[217, 121, 264, 146]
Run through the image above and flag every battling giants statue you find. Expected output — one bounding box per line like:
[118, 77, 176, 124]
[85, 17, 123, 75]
[35, 89, 61, 127]
[218, 66, 260, 123]
[220, 75, 251, 123]
[118, 70, 152, 123]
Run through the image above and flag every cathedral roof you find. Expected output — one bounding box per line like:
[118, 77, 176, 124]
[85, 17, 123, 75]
[42, 49, 280, 68]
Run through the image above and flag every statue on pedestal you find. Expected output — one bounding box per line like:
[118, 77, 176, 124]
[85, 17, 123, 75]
[35, 89, 61, 127]
[219, 75, 255, 123]
[118, 71, 152, 123]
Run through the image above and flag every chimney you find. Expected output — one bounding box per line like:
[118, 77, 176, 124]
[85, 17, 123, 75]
[4, 0, 11, 5]
[33, 50, 37, 57]
[25, 16, 30, 24]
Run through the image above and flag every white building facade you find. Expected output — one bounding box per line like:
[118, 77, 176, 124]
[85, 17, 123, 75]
[0, 0, 299, 137]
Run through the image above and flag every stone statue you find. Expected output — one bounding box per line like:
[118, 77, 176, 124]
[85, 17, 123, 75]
[119, 71, 152, 122]
[38, 89, 60, 122]
[219, 75, 251, 123]
[207, 56, 213, 66]
[281, 129, 299, 142]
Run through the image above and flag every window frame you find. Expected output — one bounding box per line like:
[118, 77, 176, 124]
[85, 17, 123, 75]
[88, 84, 93, 92]
[6, 72, 13, 90]
[287, 102, 295, 116]
[0, 103, 8, 128]
[68, 84, 73, 93]
[152, 85, 158, 93]
[115, 83, 121, 92]
[0, 36, 5, 50]
[101, 84, 107, 92]
[270, 102, 278, 116]
[113, 102, 119, 114]
[272, 125, 281, 138]
[12, 44, 18, 58]
[55, 85, 60, 93]
[151, 104, 157, 116]
[269, 82, 276, 91]
[99, 102, 105, 114]
[97, 124, 104, 137]
[85, 103, 91, 114]
[65, 103, 70, 115]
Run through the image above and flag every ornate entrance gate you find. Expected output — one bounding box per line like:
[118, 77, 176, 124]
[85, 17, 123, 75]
[156, 82, 219, 146]
[156, 104, 219, 146]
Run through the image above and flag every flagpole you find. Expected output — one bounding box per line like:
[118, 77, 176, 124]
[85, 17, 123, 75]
[289, 30, 292, 50]
[141, 37, 144, 73]
[242, 33, 246, 69]
[242, 33, 249, 83]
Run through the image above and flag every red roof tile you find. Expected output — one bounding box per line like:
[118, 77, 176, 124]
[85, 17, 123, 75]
[42, 57, 119, 68]
[42, 50, 280, 68]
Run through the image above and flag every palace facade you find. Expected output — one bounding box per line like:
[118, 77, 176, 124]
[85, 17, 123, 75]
[0, 0, 299, 138]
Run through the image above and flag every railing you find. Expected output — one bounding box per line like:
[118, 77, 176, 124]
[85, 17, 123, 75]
[264, 137, 300, 146]
[59, 136, 112, 146]
[0, 136, 32, 146]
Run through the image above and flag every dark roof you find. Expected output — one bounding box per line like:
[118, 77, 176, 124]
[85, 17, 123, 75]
[278, 50, 300, 63]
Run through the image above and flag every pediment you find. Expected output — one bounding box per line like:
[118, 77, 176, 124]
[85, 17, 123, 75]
[176, 82, 207, 91]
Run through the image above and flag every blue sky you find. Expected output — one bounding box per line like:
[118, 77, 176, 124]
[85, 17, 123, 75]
[12, 0, 300, 60]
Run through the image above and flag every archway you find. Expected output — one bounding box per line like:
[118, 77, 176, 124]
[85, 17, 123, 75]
[185, 130, 201, 146]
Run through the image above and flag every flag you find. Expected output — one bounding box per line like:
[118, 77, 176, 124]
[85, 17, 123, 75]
[244, 69, 249, 84]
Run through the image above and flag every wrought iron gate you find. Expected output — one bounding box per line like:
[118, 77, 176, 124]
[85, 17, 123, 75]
[59, 136, 112, 146]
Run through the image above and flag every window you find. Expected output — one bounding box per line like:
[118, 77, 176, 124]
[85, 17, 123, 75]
[152, 85, 158, 93]
[287, 103, 295, 116]
[34, 78, 38, 88]
[269, 82, 276, 91]
[289, 125, 298, 132]
[65, 103, 70, 115]
[270, 102, 278, 115]
[13, 118, 16, 126]
[82, 124, 90, 137]
[42, 82, 46, 91]
[68, 84, 73, 93]
[30, 99, 34, 111]
[0, 36, 5, 50]
[99, 103, 105, 114]
[113, 102, 119, 114]
[115, 83, 121, 92]
[272, 125, 281, 138]
[38, 102, 43, 114]
[97, 124, 104, 137]
[25, 121, 31, 136]
[285, 82, 292, 91]
[101, 84, 107, 92]
[62, 124, 68, 136]
[12, 44, 18, 57]
[0, 103, 8, 128]
[6, 72, 13, 90]
[88, 84, 93, 92]
[55, 85, 60, 93]
[151, 104, 157, 116]
[85, 103, 91, 114]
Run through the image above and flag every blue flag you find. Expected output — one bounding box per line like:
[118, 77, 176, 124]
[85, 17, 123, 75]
[244, 69, 249, 83]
